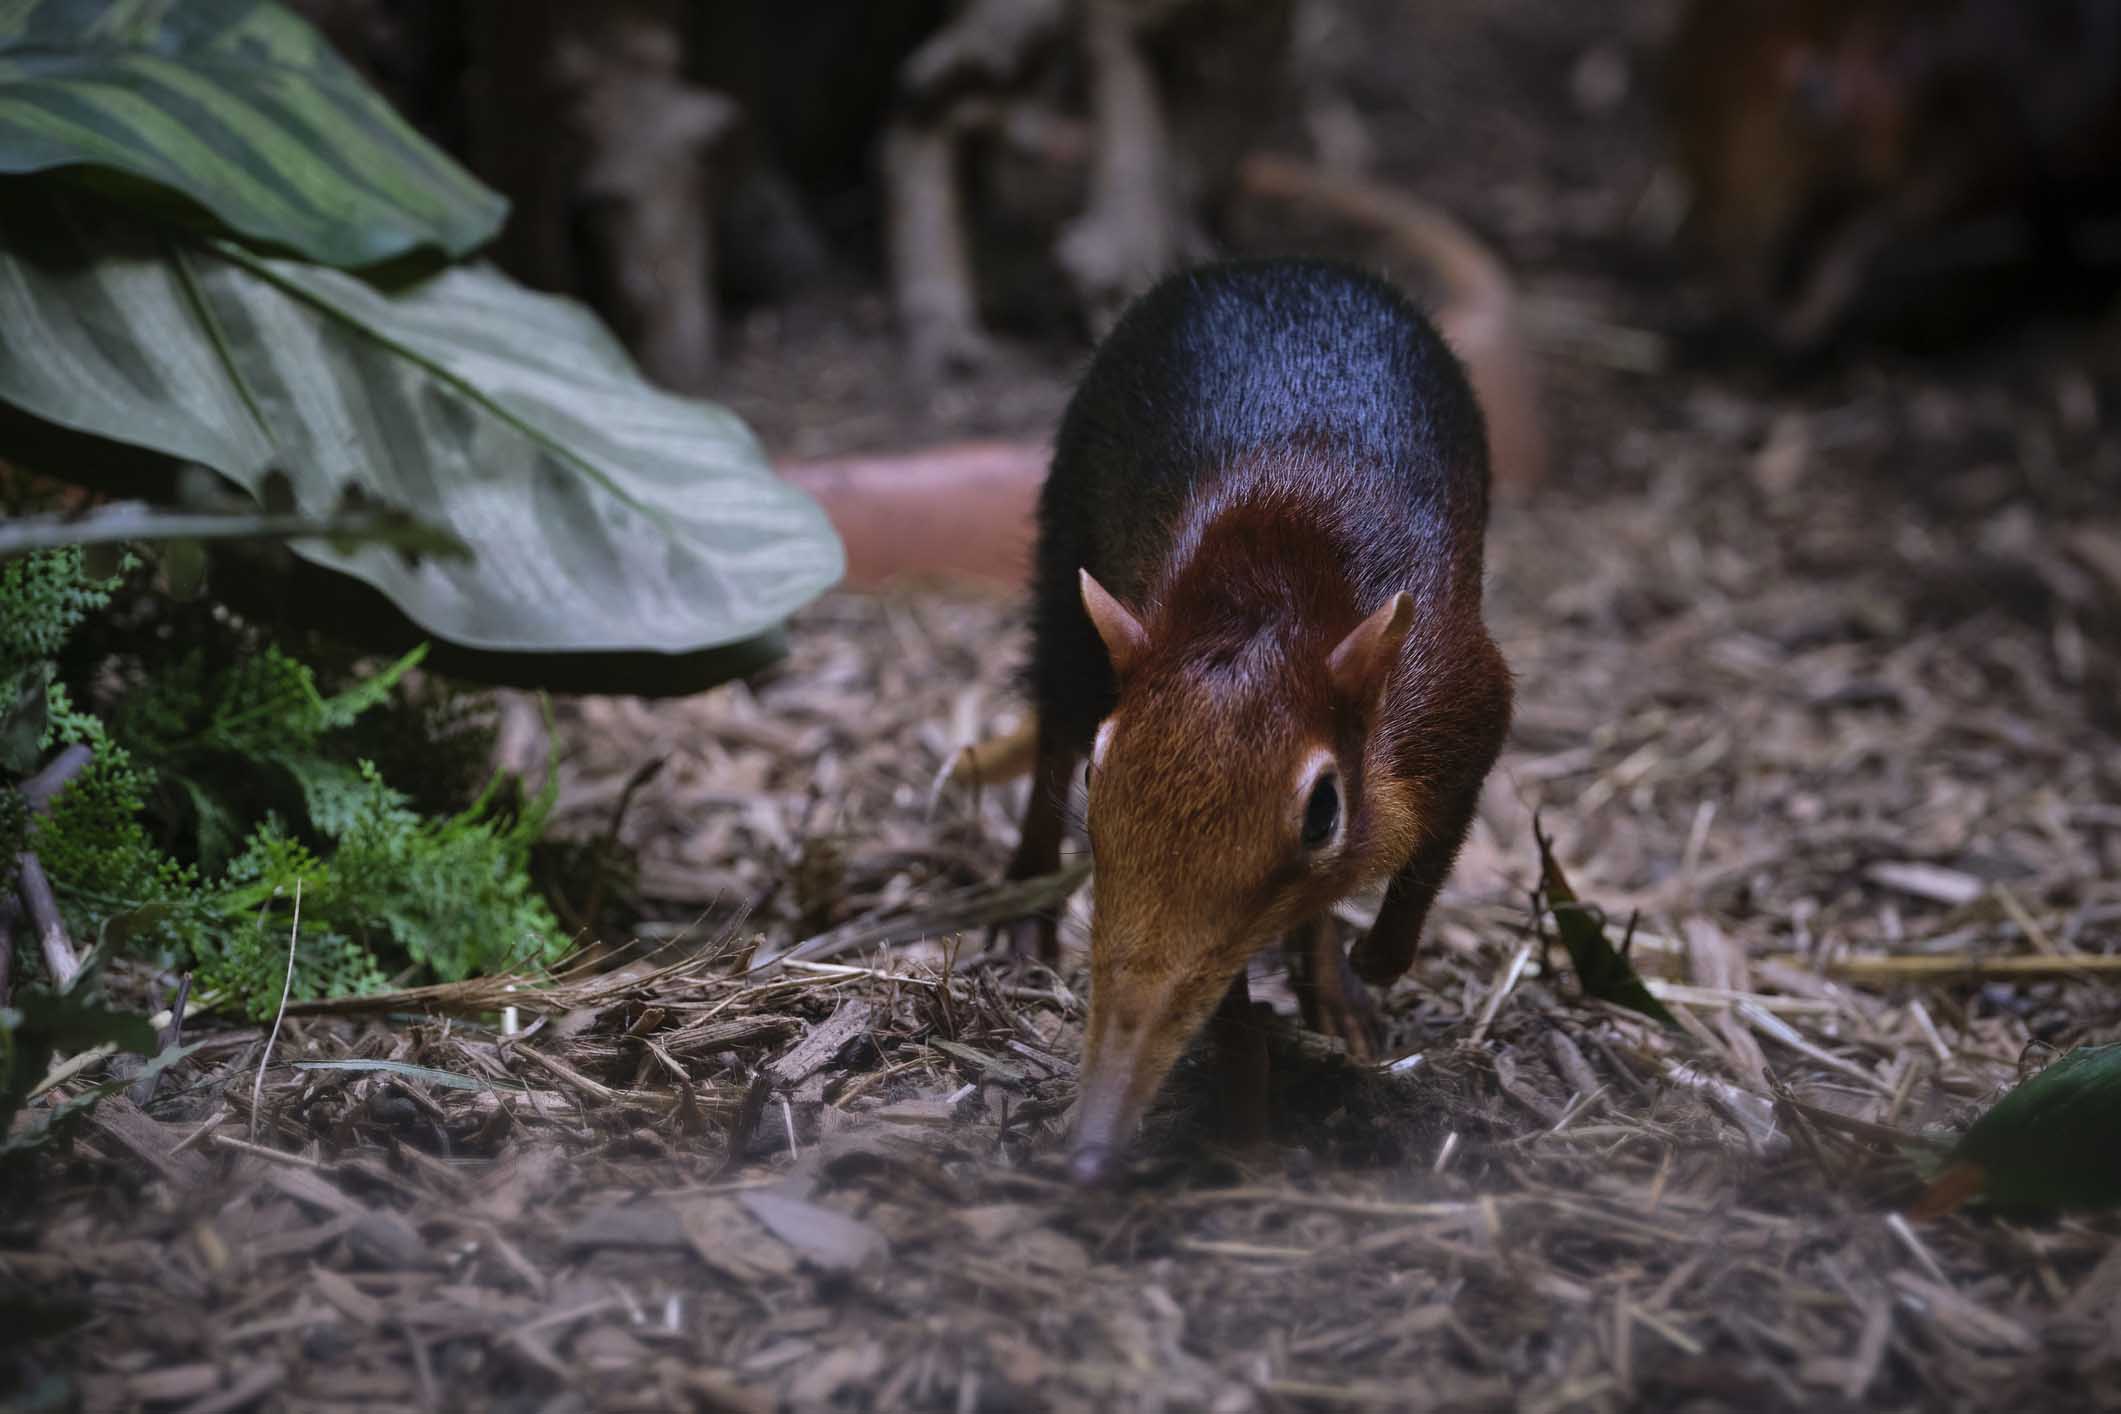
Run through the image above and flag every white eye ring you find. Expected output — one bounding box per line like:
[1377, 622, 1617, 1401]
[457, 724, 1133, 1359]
[1092, 717, 1118, 775]
[1294, 746, 1342, 852]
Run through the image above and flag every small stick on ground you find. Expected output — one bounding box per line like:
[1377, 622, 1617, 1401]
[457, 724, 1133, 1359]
[21, 743, 91, 812]
[1469, 941, 1534, 1047]
[746, 862, 1091, 973]
[1767, 953, 2121, 981]
[16, 853, 78, 989]
[121, 972, 191, 1108]
[252, 878, 302, 1142]
[212, 1131, 330, 1171]
[7, 742, 96, 995]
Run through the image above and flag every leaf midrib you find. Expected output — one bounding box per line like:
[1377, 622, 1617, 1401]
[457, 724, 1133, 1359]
[210, 239, 681, 533]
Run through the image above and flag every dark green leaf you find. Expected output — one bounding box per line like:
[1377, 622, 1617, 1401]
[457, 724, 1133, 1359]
[4, 1039, 202, 1154]
[930, 1039, 1029, 1084]
[10, 988, 157, 1054]
[1532, 816, 1679, 1028]
[0, 195, 844, 667]
[0, 988, 160, 1148]
[0, 0, 506, 266]
[1918, 1044, 2121, 1216]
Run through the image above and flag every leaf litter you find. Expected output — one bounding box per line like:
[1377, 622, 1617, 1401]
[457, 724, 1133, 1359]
[10, 434, 2119, 1405]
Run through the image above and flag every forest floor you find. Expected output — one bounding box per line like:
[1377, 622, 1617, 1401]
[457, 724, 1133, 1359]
[9, 1, 2121, 1411]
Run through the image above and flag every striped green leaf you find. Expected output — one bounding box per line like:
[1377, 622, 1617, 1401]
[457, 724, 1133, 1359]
[0, 194, 844, 663]
[0, 0, 505, 267]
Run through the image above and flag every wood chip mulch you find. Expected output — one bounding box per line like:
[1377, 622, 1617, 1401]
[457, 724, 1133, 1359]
[10, 381, 2121, 1409]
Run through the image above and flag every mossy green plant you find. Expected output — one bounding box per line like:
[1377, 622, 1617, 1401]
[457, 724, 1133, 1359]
[5, 547, 564, 1017]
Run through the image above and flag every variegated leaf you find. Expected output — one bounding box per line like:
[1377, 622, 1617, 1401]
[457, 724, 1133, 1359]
[0, 0, 505, 266]
[0, 194, 844, 657]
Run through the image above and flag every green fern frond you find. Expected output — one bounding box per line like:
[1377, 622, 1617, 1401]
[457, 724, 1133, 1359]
[34, 683, 205, 955]
[6, 547, 565, 1018]
[325, 760, 563, 982]
[193, 644, 425, 755]
[0, 548, 117, 678]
